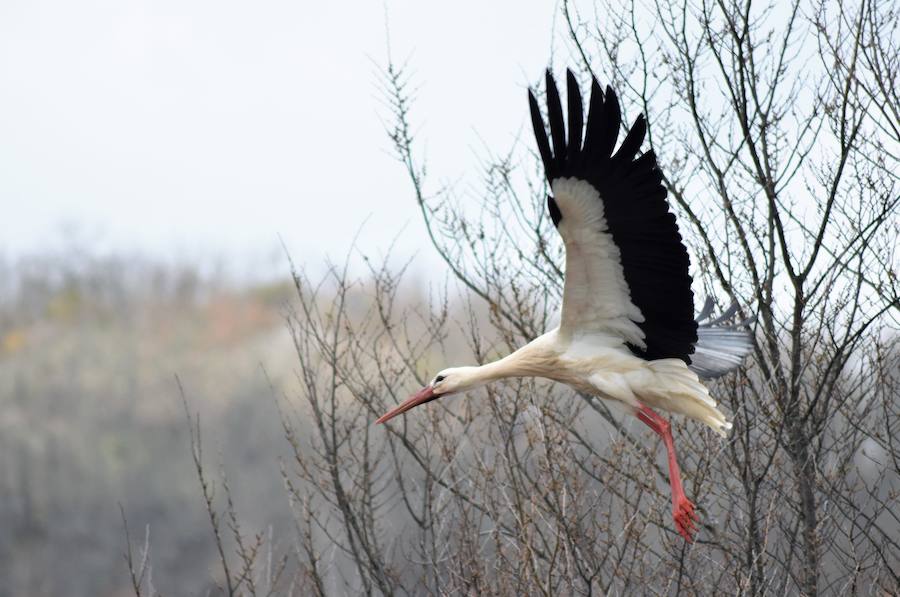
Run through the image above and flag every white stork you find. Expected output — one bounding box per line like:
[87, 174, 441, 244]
[377, 70, 752, 542]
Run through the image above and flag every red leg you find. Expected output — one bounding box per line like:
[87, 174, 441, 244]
[636, 404, 699, 542]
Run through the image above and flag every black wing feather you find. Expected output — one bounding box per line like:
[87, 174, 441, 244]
[544, 70, 567, 163]
[528, 91, 553, 176]
[565, 70, 584, 157]
[583, 79, 606, 152]
[613, 114, 646, 164]
[528, 70, 697, 363]
[547, 195, 562, 227]
[599, 86, 621, 160]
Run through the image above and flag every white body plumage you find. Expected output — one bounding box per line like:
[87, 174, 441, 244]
[431, 328, 732, 437]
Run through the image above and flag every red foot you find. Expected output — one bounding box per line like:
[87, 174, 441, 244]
[636, 404, 700, 542]
[673, 496, 699, 542]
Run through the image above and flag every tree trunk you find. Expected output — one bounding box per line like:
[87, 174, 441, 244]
[790, 428, 820, 597]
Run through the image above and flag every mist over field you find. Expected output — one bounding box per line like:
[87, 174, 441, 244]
[0, 249, 306, 595]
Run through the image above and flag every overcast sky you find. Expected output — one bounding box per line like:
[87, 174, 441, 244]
[1, 0, 564, 278]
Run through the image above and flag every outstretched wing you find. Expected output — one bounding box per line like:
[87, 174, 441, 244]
[529, 70, 697, 363]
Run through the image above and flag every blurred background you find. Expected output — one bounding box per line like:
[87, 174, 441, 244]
[0, 1, 558, 594]
[3, 1, 899, 595]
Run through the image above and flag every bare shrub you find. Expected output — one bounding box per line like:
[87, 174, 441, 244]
[125, 1, 898, 594]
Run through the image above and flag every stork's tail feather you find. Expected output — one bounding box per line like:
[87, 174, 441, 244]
[644, 359, 733, 437]
[689, 298, 754, 379]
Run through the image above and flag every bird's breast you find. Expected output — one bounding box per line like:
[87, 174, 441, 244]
[547, 342, 645, 400]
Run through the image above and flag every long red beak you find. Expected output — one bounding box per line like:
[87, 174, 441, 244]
[376, 386, 438, 424]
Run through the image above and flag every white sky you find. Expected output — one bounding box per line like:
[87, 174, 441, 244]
[0, 0, 561, 278]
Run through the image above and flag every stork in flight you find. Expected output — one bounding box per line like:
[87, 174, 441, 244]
[376, 70, 752, 542]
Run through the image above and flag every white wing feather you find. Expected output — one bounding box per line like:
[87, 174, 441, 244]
[553, 177, 645, 348]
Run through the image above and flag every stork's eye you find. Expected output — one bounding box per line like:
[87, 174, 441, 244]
[434, 375, 446, 383]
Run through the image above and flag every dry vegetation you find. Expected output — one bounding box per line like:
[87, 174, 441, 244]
[0, 251, 301, 596]
[2, 0, 898, 595]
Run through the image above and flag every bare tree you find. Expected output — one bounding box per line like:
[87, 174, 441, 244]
[128, 0, 898, 594]
[558, 0, 899, 593]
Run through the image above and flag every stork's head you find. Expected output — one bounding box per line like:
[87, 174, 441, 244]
[375, 367, 480, 424]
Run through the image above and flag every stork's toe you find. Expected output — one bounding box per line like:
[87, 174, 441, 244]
[673, 498, 698, 542]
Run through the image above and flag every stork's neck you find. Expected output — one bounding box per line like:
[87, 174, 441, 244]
[468, 356, 523, 384]
[464, 335, 556, 387]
